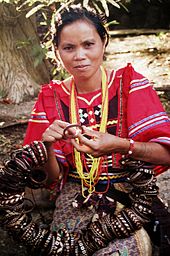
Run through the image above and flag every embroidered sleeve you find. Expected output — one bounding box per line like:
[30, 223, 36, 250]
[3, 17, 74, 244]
[24, 83, 70, 173]
[23, 87, 50, 145]
[127, 69, 170, 146]
[125, 67, 170, 175]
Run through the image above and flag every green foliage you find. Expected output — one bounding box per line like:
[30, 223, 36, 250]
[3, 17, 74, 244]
[6, 0, 121, 18]
[82, 0, 120, 17]
[0, 0, 121, 79]
[31, 44, 48, 67]
[15, 37, 47, 68]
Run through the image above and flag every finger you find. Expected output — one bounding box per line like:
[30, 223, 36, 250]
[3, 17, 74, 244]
[82, 126, 100, 139]
[71, 138, 91, 153]
[43, 126, 63, 142]
[53, 120, 70, 129]
[49, 125, 64, 137]
[76, 132, 91, 145]
[42, 135, 57, 143]
[42, 131, 59, 142]
[77, 131, 97, 147]
[73, 132, 97, 152]
[50, 120, 72, 137]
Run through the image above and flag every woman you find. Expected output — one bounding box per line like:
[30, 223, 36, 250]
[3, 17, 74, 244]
[23, 6, 170, 255]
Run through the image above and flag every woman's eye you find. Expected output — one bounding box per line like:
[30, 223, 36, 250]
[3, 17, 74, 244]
[85, 42, 94, 48]
[63, 46, 73, 51]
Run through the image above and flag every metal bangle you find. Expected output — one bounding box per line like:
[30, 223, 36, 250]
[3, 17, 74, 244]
[63, 124, 83, 139]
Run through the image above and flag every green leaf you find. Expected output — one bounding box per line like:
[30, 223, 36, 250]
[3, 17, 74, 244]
[26, 4, 45, 18]
[16, 0, 33, 11]
[105, 19, 119, 27]
[100, 0, 109, 16]
[119, 2, 129, 12]
[0, 0, 10, 3]
[40, 21, 47, 26]
[92, 1, 103, 14]
[83, 0, 89, 8]
[54, 0, 75, 15]
[15, 40, 31, 49]
[46, 50, 56, 60]
[107, 0, 120, 9]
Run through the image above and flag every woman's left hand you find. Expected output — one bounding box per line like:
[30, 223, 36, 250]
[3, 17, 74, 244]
[70, 126, 129, 157]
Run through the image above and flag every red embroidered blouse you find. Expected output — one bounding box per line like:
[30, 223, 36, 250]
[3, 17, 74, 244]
[24, 64, 170, 179]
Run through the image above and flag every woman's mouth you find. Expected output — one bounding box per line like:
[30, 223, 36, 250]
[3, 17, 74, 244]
[74, 65, 89, 70]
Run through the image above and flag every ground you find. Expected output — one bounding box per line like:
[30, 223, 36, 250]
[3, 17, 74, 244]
[0, 32, 170, 255]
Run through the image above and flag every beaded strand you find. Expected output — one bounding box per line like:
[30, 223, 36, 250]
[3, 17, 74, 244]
[70, 66, 109, 197]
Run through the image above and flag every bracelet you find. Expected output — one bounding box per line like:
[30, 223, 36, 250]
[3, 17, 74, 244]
[127, 139, 135, 156]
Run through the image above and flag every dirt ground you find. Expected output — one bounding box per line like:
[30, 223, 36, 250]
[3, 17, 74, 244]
[0, 32, 170, 255]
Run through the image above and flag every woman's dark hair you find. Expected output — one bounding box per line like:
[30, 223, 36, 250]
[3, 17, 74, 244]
[53, 6, 109, 47]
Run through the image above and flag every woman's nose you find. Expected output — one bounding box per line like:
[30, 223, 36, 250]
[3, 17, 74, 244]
[74, 48, 86, 60]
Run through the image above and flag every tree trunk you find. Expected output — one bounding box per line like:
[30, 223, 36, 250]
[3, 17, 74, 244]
[0, 3, 50, 103]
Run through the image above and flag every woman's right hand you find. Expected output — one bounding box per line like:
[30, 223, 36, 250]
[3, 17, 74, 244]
[41, 120, 69, 182]
[42, 120, 70, 143]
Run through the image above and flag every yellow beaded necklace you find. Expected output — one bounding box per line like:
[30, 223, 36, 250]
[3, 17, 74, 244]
[70, 66, 108, 197]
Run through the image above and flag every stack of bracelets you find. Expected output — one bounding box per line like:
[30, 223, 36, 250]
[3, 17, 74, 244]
[0, 141, 159, 255]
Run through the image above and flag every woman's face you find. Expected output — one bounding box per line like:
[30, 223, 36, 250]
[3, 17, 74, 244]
[57, 20, 105, 81]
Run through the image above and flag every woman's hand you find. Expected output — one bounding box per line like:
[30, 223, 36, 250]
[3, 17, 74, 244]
[41, 120, 72, 182]
[70, 126, 170, 166]
[42, 120, 70, 143]
[70, 126, 129, 157]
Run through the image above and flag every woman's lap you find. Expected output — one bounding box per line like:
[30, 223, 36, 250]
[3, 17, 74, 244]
[51, 182, 152, 256]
